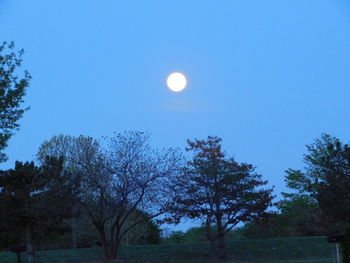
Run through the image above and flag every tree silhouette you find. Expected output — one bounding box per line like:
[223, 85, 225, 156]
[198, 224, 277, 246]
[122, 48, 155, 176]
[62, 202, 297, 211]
[171, 136, 274, 259]
[37, 131, 183, 261]
[0, 158, 73, 263]
[0, 41, 30, 162]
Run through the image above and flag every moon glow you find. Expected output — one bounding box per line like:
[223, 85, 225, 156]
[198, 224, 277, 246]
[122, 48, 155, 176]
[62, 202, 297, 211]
[167, 72, 187, 92]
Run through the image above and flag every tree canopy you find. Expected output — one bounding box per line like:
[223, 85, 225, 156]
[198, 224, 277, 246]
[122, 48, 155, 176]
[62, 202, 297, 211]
[245, 134, 350, 239]
[0, 158, 73, 262]
[0, 41, 30, 162]
[171, 136, 274, 259]
[282, 134, 350, 233]
[37, 131, 183, 260]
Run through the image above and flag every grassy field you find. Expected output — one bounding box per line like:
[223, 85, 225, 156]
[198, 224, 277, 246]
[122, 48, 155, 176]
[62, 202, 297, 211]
[0, 236, 337, 263]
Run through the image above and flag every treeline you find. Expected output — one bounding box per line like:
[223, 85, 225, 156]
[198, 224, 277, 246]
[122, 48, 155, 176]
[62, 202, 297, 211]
[244, 134, 350, 239]
[2, 132, 350, 262]
[0, 133, 274, 262]
[163, 226, 244, 244]
[163, 134, 350, 242]
[0, 132, 180, 262]
[1, 43, 350, 262]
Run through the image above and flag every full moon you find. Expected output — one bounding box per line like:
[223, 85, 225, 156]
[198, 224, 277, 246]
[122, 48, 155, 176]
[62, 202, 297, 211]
[167, 72, 187, 92]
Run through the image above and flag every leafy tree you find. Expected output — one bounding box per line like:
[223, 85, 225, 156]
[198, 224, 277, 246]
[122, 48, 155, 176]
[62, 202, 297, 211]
[146, 220, 162, 244]
[245, 134, 350, 239]
[242, 212, 279, 239]
[164, 226, 242, 244]
[121, 210, 161, 245]
[37, 131, 182, 261]
[243, 197, 319, 239]
[37, 134, 89, 249]
[0, 41, 30, 162]
[181, 227, 208, 243]
[281, 134, 350, 234]
[315, 139, 350, 224]
[171, 136, 274, 259]
[0, 158, 73, 263]
[166, 231, 186, 243]
[278, 195, 319, 236]
[35, 210, 99, 250]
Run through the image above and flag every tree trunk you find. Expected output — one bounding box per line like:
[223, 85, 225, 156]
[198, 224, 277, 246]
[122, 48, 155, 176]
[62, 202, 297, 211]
[208, 239, 217, 259]
[110, 238, 121, 260]
[96, 226, 123, 262]
[71, 201, 80, 249]
[26, 225, 35, 263]
[71, 217, 78, 249]
[205, 223, 217, 258]
[96, 225, 111, 260]
[215, 212, 226, 260]
[216, 231, 226, 260]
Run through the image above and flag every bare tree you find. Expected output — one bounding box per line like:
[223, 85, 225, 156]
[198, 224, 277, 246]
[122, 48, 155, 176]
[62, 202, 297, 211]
[38, 131, 182, 261]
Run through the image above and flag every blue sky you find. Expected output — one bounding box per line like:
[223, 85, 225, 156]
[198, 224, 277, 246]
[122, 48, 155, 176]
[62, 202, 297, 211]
[1, 0, 350, 229]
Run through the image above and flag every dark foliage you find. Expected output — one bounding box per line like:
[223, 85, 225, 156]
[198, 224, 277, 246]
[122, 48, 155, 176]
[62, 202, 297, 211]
[281, 134, 350, 235]
[171, 136, 274, 259]
[0, 41, 30, 162]
[0, 158, 74, 254]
